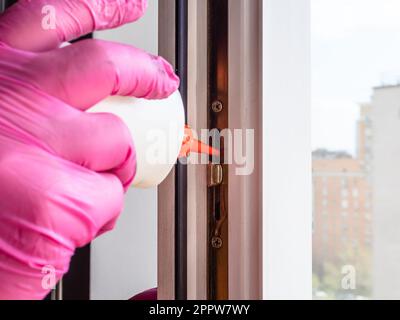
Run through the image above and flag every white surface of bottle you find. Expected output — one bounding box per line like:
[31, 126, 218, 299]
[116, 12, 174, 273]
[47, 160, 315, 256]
[88, 91, 185, 188]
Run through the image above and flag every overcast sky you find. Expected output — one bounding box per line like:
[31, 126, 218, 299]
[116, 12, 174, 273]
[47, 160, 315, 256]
[312, 0, 400, 155]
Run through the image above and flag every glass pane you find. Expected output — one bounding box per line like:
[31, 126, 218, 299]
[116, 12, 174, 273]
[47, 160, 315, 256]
[312, 0, 400, 299]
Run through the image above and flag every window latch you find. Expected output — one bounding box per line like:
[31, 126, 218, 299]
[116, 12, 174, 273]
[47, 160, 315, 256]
[208, 164, 223, 187]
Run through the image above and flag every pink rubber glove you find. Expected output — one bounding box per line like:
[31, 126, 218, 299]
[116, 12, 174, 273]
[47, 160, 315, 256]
[0, 0, 179, 300]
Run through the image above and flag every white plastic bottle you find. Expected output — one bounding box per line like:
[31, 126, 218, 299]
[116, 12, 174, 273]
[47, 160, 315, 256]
[88, 91, 185, 188]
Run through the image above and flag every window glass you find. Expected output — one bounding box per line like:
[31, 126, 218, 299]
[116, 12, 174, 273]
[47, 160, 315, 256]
[312, 0, 400, 299]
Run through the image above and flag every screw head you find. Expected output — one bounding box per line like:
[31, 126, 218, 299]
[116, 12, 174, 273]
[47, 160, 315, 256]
[211, 236, 223, 249]
[211, 101, 223, 113]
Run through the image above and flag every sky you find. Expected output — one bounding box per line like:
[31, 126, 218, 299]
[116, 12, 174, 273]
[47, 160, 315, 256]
[311, 0, 400, 155]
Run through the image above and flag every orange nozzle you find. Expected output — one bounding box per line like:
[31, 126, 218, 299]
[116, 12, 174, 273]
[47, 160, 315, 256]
[179, 125, 220, 158]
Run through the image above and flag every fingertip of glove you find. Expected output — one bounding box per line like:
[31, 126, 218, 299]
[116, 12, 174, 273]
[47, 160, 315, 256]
[128, 0, 149, 22]
[158, 57, 181, 98]
[142, 0, 150, 14]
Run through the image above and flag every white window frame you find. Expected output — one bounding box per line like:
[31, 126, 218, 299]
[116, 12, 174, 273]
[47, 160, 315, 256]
[262, 0, 312, 300]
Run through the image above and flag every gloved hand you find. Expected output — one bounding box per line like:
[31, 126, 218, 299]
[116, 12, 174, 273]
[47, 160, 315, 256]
[0, 0, 179, 300]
